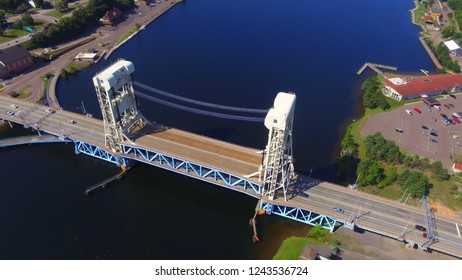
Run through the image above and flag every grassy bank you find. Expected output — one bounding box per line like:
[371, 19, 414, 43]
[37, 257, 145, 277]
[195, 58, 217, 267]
[115, 23, 141, 46]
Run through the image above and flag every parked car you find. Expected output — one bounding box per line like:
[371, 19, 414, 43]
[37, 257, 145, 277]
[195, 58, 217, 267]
[68, 119, 76, 124]
[450, 94, 456, 99]
[10, 104, 18, 108]
[441, 113, 448, 119]
[430, 139, 438, 143]
[333, 207, 345, 214]
[413, 108, 421, 113]
[454, 117, 461, 124]
[444, 104, 450, 109]
[405, 109, 412, 116]
[45, 109, 55, 114]
[415, 225, 426, 231]
[434, 105, 441, 111]
[421, 131, 429, 136]
[442, 119, 450, 126]
[421, 125, 428, 130]
[430, 132, 438, 137]
[5, 111, 14, 116]
[395, 128, 404, 133]
[449, 103, 455, 108]
[453, 113, 460, 118]
[426, 106, 431, 112]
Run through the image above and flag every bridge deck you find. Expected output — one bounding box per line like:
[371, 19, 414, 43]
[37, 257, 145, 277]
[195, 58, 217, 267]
[0, 95, 263, 182]
[2, 95, 462, 258]
[274, 174, 462, 258]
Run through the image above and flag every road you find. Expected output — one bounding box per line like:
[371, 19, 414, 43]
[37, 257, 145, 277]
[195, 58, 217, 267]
[274, 175, 462, 258]
[0, 94, 263, 182]
[1, 94, 462, 258]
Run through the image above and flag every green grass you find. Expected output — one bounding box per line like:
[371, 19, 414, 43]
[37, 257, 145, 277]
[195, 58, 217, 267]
[45, 8, 75, 19]
[115, 24, 141, 46]
[48, 35, 96, 57]
[15, 89, 32, 99]
[412, 1, 427, 27]
[0, 20, 47, 44]
[273, 237, 323, 260]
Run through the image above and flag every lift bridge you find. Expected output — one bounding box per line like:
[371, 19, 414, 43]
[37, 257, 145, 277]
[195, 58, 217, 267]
[3, 60, 462, 258]
[88, 59, 335, 230]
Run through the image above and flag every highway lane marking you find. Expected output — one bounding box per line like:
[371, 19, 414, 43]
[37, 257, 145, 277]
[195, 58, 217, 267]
[456, 223, 461, 238]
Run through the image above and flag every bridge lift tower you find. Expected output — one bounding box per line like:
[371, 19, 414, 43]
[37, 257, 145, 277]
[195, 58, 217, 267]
[261, 92, 296, 201]
[92, 59, 146, 153]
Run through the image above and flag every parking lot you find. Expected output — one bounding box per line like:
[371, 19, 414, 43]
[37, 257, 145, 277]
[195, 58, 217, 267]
[362, 94, 462, 169]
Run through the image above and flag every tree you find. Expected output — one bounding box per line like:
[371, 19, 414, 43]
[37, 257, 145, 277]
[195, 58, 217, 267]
[0, 10, 6, 27]
[431, 161, 450, 181]
[20, 12, 34, 26]
[397, 169, 429, 198]
[357, 159, 385, 187]
[54, 0, 68, 12]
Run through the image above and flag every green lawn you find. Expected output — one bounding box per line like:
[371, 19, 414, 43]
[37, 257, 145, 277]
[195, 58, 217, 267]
[273, 237, 323, 260]
[0, 20, 47, 44]
[116, 24, 141, 46]
[45, 8, 75, 19]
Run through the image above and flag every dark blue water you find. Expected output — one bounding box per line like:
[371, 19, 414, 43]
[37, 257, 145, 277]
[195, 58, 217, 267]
[1, 0, 434, 259]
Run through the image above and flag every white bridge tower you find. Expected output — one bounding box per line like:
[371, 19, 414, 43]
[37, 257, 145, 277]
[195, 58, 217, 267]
[92, 59, 145, 152]
[261, 92, 296, 201]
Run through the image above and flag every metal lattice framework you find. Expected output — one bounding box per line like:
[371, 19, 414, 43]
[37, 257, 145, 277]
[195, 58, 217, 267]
[120, 144, 262, 196]
[261, 92, 296, 201]
[421, 196, 439, 249]
[92, 59, 145, 152]
[74, 140, 130, 167]
[260, 201, 337, 232]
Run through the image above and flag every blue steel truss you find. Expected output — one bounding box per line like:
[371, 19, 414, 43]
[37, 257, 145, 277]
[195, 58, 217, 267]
[74, 140, 130, 167]
[260, 201, 337, 232]
[120, 144, 262, 196]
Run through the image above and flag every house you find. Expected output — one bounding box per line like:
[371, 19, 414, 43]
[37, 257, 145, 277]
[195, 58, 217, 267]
[453, 163, 462, 173]
[99, 8, 123, 25]
[383, 74, 462, 101]
[433, 23, 441, 31]
[423, 15, 434, 24]
[0, 45, 34, 79]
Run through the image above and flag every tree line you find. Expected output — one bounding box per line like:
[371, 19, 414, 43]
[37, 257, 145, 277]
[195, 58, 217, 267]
[25, 0, 134, 49]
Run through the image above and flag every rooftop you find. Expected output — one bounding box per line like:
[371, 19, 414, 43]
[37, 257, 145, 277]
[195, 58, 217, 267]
[384, 74, 462, 97]
[0, 45, 30, 65]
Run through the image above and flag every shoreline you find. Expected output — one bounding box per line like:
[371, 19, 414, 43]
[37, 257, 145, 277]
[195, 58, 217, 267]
[105, 0, 181, 59]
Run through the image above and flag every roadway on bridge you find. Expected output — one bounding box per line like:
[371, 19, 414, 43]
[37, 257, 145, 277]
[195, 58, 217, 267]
[0, 95, 263, 183]
[274, 174, 462, 258]
[1, 95, 462, 258]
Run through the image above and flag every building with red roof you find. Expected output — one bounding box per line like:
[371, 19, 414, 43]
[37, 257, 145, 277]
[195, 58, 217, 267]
[453, 163, 462, 173]
[99, 8, 123, 25]
[383, 74, 462, 101]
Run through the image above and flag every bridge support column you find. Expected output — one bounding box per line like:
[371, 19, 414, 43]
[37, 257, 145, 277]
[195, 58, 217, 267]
[261, 92, 296, 201]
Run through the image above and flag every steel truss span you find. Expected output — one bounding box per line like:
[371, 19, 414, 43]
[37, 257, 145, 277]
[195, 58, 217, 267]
[74, 140, 130, 167]
[260, 201, 337, 232]
[120, 144, 262, 196]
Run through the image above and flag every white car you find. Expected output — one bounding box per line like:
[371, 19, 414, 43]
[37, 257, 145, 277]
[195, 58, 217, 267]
[405, 109, 412, 116]
[45, 108, 55, 114]
[434, 105, 441, 111]
[68, 119, 76, 124]
[6, 111, 15, 116]
[10, 104, 18, 108]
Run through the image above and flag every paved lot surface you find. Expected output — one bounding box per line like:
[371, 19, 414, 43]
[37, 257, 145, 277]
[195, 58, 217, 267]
[333, 227, 458, 260]
[362, 94, 462, 169]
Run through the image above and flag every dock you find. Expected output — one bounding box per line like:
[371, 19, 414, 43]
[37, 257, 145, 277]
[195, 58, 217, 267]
[418, 37, 444, 70]
[357, 62, 397, 75]
[85, 167, 130, 196]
